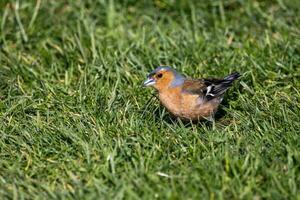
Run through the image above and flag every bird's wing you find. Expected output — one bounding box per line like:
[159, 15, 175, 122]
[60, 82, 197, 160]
[182, 72, 240, 101]
[182, 79, 207, 96]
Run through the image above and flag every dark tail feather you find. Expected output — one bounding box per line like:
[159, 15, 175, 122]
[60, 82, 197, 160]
[224, 72, 241, 82]
[204, 72, 241, 100]
[215, 72, 241, 92]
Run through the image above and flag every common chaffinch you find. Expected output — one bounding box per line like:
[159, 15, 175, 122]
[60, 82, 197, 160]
[143, 66, 240, 121]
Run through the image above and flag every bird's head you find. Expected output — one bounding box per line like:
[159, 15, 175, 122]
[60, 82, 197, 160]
[143, 66, 185, 91]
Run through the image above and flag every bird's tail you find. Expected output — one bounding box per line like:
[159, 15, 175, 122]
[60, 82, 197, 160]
[216, 72, 241, 92]
[204, 72, 241, 100]
[223, 72, 241, 82]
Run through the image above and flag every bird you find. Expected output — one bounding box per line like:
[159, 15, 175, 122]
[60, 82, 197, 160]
[143, 66, 240, 121]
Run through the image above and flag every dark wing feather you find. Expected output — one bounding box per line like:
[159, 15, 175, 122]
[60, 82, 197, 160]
[182, 72, 241, 101]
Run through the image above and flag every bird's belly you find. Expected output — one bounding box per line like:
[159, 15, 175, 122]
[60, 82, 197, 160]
[159, 92, 220, 121]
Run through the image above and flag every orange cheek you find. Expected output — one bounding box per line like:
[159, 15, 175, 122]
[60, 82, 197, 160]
[154, 78, 172, 91]
[153, 80, 164, 90]
[154, 72, 175, 91]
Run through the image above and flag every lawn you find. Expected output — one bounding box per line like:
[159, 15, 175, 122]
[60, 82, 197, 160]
[0, 0, 299, 199]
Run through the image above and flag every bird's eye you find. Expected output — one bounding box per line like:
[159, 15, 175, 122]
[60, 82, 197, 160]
[157, 73, 163, 78]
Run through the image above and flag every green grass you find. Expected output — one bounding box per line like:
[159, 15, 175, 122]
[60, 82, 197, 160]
[0, 0, 300, 199]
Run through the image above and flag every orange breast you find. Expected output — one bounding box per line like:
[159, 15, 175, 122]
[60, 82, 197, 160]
[158, 87, 182, 117]
[158, 87, 221, 121]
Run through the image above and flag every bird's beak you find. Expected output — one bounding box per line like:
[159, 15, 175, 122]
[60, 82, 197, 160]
[143, 77, 156, 87]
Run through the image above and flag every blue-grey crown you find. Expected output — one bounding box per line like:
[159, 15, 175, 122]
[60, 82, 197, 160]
[147, 66, 171, 77]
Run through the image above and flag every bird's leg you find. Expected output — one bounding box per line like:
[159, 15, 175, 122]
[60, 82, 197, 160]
[204, 114, 216, 129]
